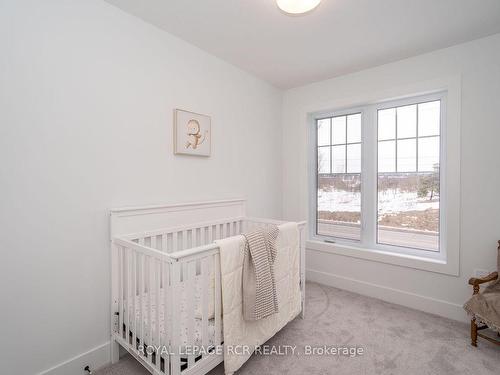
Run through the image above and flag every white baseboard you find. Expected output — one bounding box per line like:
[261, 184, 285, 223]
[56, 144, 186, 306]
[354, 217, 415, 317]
[306, 269, 468, 323]
[37, 341, 111, 375]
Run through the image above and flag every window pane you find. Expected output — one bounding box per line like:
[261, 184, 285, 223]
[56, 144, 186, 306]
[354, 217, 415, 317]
[318, 146, 330, 174]
[397, 105, 416, 138]
[377, 99, 441, 252]
[347, 144, 361, 173]
[378, 108, 396, 140]
[378, 140, 395, 173]
[377, 173, 439, 251]
[347, 114, 361, 143]
[418, 101, 440, 136]
[317, 175, 361, 241]
[418, 136, 440, 172]
[332, 145, 346, 173]
[332, 116, 346, 144]
[317, 119, 330, 146]
[397, 139, 416, 172]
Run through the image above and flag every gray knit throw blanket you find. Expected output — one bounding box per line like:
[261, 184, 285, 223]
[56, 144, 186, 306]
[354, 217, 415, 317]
[241, 226, 280, 321]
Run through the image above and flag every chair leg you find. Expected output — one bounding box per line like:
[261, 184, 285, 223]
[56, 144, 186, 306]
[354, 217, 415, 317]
[471, 318, 478, 347]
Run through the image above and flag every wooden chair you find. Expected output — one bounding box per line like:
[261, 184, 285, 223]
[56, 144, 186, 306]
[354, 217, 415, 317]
[465, 240, 500, 347]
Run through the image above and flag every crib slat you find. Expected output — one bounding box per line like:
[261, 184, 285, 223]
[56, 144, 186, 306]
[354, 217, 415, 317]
[186, 261, 196, 368]
[161, 234, 167, 253]
[139, 254, 144, 355]
[162, 261, 170, 374]
[172, 232, 178, 253]
[170, 263, 181, 375]
[201, 257, 209, 350]
[137, 238, 144, 354]
[182, 231, 187, 250]
[154, 260, 161, 371]
[148, 257, 153, 365]
[190, 228, 195, 248]
[200, 226, 206, 246]
[208, 226, 213, 243]
[166, 233, 171, 253]
[118, 246, 124, 339]
[158, 236, 165, 303]
[214, 253, 222, 346]
[194, 228, 200, 247]
[132, 252, 137, 352]
[215, 225, 220, 240]
[127, 249, 132, 345]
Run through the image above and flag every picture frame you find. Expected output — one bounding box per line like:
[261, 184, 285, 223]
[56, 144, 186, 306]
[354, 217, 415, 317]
[173, 109, 211, 157]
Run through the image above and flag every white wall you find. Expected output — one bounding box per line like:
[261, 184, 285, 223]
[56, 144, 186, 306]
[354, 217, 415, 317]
[0, 1, 283, 374]
[3, 1, 500, 374]
[282, 34, 500, 322]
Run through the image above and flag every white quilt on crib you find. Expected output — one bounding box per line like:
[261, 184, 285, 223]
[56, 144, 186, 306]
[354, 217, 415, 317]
[215, 222, 301, 374]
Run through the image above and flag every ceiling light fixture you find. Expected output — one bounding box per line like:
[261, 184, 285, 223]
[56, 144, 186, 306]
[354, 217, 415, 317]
[276, 0, 322, 15]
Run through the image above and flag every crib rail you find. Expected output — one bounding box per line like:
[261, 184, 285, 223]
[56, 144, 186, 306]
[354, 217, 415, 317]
[114, 238, 174, 262]
[112, 241, 167, 373]
[112, 239, 222, 375]
[124, 217, 245, 253]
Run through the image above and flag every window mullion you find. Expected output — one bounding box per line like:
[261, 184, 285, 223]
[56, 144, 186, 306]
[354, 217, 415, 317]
[345, 118, 348, 173]
[395, 109, 398, 172]
[416, 104, 419, 172]
[361, 106, 377, 247]
[329, 118, 333, 174]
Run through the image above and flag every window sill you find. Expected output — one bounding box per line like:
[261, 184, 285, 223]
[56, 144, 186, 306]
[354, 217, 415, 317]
[306, 239, 459, 276]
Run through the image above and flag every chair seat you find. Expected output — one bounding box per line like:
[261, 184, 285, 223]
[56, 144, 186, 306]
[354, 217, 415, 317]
[464, 281, 500, 332]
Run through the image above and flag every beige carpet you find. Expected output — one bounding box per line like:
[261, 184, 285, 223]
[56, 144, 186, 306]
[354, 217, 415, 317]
[96, 282, 499, 375]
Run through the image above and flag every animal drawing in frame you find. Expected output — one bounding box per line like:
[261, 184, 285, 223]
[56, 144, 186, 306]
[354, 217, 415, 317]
[174, 109, 211, 156]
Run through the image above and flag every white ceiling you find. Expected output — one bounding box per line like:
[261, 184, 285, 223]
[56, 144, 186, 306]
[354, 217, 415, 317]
[105, 0, 500, 89]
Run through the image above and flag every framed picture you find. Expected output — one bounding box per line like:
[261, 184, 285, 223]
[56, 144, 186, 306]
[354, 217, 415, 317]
[174, 109, 211, 156]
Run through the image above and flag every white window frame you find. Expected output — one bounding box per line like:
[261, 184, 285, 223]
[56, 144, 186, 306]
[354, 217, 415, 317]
[307, 88, 460, 276]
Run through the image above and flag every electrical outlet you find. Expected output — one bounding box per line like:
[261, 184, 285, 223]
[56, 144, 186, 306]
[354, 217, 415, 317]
[474, 269, 491, 278]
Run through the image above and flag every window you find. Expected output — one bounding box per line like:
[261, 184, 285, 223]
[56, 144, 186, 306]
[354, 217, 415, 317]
[314, 93, 444, 255]
[316, 113, 361, 240]
[377, 101, 440, 251]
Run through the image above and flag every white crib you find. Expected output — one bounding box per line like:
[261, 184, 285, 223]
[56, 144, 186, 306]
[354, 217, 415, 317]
[110, 199, 306, 375]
